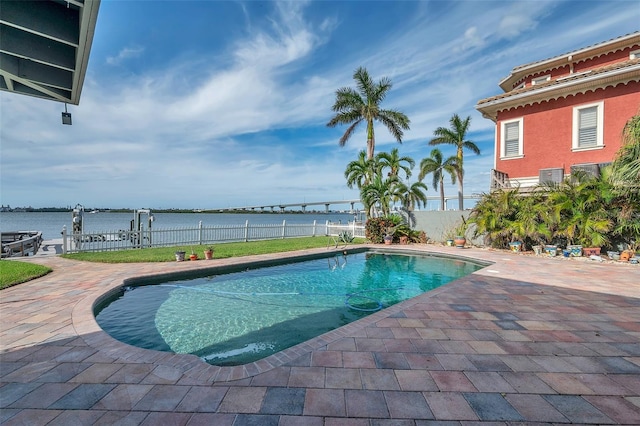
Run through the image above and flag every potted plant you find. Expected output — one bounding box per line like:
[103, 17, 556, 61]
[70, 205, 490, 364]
[175, 250, 186, 262]
[453, 216, 468, 248]
[383, 226, 395, 245]
[189, 248, 198, 261]
[204, 246, 214, 260]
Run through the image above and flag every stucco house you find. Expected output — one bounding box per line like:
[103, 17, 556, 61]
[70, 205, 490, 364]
[476, 32, 640, 190]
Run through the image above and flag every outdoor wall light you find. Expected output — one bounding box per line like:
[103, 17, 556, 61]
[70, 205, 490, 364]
[62, 103, 72, 125]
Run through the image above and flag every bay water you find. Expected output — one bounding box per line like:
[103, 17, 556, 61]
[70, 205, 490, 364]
[0, 211, 358, 241]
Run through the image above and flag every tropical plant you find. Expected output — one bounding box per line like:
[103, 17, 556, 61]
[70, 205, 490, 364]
[361, 174, 399, 217]
[345, 150, 375, 189]
[611, 113, 640, 199]
[428, 114, 480, 210]
[327, 67, 410, 160]
[418, 148, 458, 211]
[376, 147, 415, 180]
[364, 216, 395, 243]
[395, 181, 429, 212]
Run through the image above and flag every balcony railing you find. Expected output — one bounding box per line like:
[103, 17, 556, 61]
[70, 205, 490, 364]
[490, 169, 511, 190]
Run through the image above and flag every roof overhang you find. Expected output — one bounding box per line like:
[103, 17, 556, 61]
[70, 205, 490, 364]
[0, 0, 100, 105]
[475, 63, 640, 122]
[498, 32, 640, 92]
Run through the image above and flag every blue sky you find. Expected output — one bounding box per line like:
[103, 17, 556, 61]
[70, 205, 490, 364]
[1, 1, 638, 210]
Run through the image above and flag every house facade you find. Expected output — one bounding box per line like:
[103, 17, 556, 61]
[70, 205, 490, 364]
[476, 32, 640, 190]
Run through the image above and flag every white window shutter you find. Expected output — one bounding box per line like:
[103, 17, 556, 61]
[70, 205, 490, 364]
[578, 106, 598, 147]
[504, 122, 520, 156]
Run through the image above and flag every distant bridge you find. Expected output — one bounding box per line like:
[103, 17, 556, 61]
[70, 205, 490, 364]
[214, 195, 482, 214]
[215, 200, 363, 214]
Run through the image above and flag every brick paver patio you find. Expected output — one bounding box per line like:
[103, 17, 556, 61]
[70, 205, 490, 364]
[1, 245, 639, 425]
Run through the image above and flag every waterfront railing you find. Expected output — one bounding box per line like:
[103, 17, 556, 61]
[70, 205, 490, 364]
[61, 220, 366, 253]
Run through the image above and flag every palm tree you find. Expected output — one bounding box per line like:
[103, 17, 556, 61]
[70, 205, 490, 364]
[376, 148, 415, 180]
[396, 181, 429, 212]
[327, 67, 410, 160]
[418, 148, 458, 211]
[611, 113, 640, 195]
[429, 114, 480, 210]
[361, 174, 399, 217]
[344, 150, 375, 189]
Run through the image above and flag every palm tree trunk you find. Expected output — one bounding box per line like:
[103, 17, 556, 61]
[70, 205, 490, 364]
[439, 179, 445, 211]
[457, 170, 464, 211]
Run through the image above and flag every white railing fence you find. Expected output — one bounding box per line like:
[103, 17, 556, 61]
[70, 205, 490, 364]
[62, 220, 366, 254]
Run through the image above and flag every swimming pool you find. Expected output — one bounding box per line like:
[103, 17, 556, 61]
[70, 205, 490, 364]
[94, 250, 484, 366]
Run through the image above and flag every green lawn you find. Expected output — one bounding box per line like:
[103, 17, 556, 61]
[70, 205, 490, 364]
[0, 260, 52, 290]
[62, 236, 364, 263]
[1, 237, 364, 289]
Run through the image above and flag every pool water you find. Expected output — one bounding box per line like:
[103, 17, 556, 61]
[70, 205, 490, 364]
[95, 251, 483, 366]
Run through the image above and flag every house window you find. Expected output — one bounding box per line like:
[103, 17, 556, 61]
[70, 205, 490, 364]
[532, 75, 550, 85]
[572, 102, 604, 150]
[631, 49, 640, 59]
[501, 118, 523, 159]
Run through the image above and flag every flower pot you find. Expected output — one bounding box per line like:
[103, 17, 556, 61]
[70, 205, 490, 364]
[567, 245, 583, 257]
[453, 236, 466, 248]
[384, 236, 393, 245]
[399, 236, 409, 245]
[189, 253, 198, 261]
[544, 245, 558, 256]
[562, 249, 571, 258]
[509, 241, 522, 252]
[175, 251, 186, 262]
[204, 249, 214, 260]
[582, 247, 601, 257]
[620, 250, 632, 262]
[607, 251, 620, 260]
[532, 245, 543, 255]
[446, 239, 454, 247]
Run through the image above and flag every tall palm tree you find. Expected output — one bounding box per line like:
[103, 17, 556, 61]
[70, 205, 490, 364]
[376, 148, 415, 180]
[418, 148, 458, 211]
[429, 114, 480, 210]
[327, 67, 410, 160]
[344, 150, 375, 189]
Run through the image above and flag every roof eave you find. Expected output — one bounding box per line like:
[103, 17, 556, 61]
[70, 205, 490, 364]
[476, 63, 640, 121]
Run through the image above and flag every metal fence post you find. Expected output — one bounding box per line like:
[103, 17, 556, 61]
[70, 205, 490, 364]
[312, 220, 316, 237]
[244, 220, 249, 242]
[199, 221, 203, 245]
[61, 225, 67, 254]
[282, 220, 286, 239]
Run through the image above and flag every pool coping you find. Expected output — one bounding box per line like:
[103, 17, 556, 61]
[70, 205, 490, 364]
[73, 245, 493, 383]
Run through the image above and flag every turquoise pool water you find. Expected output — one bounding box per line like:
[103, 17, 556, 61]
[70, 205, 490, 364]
[95, 251, 484, 366]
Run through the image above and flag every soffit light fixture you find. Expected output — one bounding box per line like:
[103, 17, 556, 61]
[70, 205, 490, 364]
[62, 103, 72, 125]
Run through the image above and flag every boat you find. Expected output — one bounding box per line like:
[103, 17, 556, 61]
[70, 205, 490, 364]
[1, 231, 43, 258]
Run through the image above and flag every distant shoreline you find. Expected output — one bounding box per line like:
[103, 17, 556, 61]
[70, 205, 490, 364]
[0, 208, 352, 215]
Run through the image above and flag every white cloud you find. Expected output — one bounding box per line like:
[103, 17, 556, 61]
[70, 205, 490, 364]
[106, 45, 145, 65]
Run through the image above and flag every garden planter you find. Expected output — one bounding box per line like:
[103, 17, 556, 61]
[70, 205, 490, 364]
[582, 247, 601, 256]
[607, 251, 620, 260]
[175, 251, 186, 262]
[544, 245, 558, 256]
[567, 245, 583, 257]
[189, 253, 198, 261]
[620, 250, 633, 262]
[532, 245, 543, 255]
[384, 236, 393, 245]
[399, 236, 409, 245]
[453, 236, 466, 248]
[446, 239, 454, 247]
[562, 249, 571, 257]
[509, 241, 522, 252]
[204, 249, 214, 260]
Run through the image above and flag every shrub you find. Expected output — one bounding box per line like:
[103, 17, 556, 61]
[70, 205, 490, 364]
[365, 217, 395, 243]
